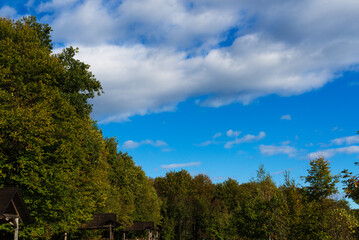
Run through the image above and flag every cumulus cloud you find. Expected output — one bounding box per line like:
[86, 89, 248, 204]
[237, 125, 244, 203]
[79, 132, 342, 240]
[226, 130, 241, 138]
[331, 135, 359, 145]
[281, 114, 292, 120]
[32, 0, 359, 122]
[161, 161, 201, 170]
[122, 139, 168, 149]
[122, 140, 140, 149]
[260, 144, 297, 157]
[308, 145, 359, 159]
[225, 131, 266, 149]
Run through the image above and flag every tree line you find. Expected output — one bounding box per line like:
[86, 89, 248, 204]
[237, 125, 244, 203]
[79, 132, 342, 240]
[153, 159, 359, 240]
[1, 16, 359, 239]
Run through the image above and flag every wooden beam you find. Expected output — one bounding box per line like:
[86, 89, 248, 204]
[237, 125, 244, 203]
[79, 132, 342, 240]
[14, 217, 19, 240]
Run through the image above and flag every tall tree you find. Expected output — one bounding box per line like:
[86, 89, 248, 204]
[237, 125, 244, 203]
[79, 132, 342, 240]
[154, 170, 193, 240]
[0, 17, 108, 238]
[234, 166, 282, 240]
[304, 157, 339, 201]
[104, 138, 161, 229]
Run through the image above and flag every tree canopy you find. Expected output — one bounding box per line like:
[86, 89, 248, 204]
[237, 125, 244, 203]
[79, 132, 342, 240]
[0, 16, 160, 239]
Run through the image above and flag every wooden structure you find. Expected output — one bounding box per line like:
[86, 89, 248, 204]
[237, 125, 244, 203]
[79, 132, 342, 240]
[0, 187, 32, 240]
[126, 222, 158, 240]
[80, 215, 158, 240]
[127, 222, 154, 231]
[79, 213, 119, 240]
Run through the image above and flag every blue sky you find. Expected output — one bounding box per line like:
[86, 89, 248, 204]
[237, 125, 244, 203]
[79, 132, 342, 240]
[2, 0, 359, 201]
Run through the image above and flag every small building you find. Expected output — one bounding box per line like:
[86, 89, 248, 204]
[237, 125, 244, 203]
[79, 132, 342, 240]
[80, 214, 158, 240]
[0, 187, 32, 240]
[79, 213, 119, 240]
[126, 222, 158, 240]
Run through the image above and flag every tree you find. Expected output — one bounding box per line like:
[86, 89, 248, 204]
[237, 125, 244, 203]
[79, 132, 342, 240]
[304, 157, 339, 201]
[0, 17, 109, 238]
[103, 138, 161, 229]
[342, 163, 359, 204]
[0, 16, 162, 239]
[215, 178, 244, 239]
[234, 166, 282, 240]
[56, 46, 103, 117]
[278, 171, 305, 239]
[154, 170, 193, 240]
[342, 132, 359, 204]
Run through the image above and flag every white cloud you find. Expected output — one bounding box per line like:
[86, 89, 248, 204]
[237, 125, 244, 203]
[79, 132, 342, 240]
[195, 140, 216, 147]
[45, 0, 240, 49]
[195, 132, 222, 147]
[281, 114, 292, 120]
[122, 139, 168, 149]
[40, 0, 359, 122]
[226, 129, 241, 138]
[161, 161, 201, 170]
[38, 0, 78, 11]
[331, 135, 359, 145]
[122, 140, 141, 149]
[260, 144, 297, 157]
[213, 132, 222, 139]
[142, 139, 168, 147]
[49, 0, 116, 45]
[308, 145, 359, 159]
[0, 6, 18, 18]
[225, 131, 266, 149]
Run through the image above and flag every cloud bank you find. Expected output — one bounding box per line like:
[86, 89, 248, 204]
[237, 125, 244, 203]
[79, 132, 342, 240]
[308, 146, 359, 159]
[34, 0, 359, 122]
[308, 134, 359, 159]
[331, 135, 359, 145]
[260, 144, 297, 157]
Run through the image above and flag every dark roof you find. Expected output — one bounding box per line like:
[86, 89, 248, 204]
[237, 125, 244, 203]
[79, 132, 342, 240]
[127, 221, 155, 231]
[79, 213, 118, 229]
[0, 187, 32, 224]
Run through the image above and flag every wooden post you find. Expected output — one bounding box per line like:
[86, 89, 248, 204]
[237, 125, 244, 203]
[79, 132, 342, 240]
[14, 217, 19, 240]
[123, 232, 126, 240]
[109, 225, 114, 240]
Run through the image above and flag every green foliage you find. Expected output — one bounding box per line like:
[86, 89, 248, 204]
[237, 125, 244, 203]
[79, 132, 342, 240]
[153, 165, 357, 240]
[56, 46, 103, 117]
[343, 162, 359, 204]
[234, 166, 283, 240]
[304, 157, 339, 201]
[154, 170, 193, 240]
[18, 16, 53, 50]
[0, 16, 160, 239]
[103, 138, 161, 229]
